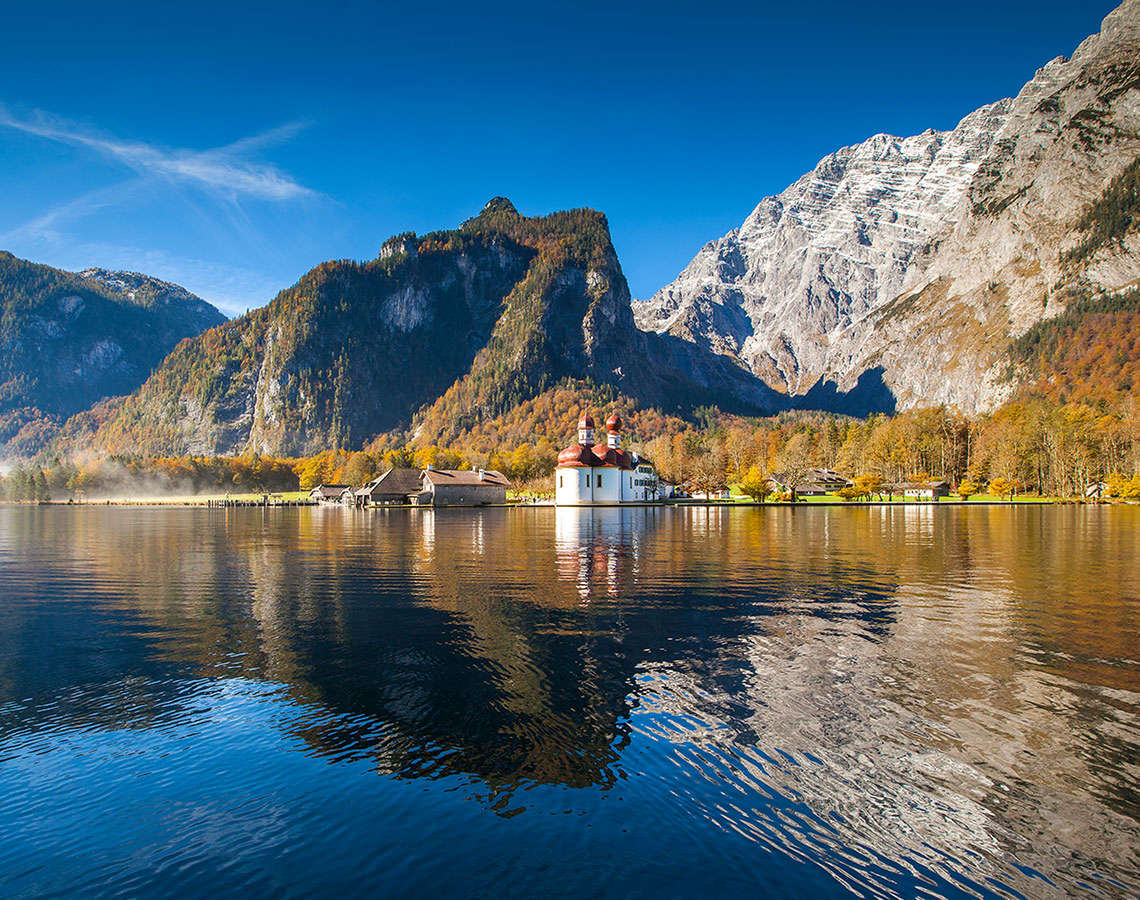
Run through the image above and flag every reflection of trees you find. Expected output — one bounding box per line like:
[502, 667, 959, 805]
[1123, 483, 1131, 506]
[0, 505, 902, 797]
[2, 504, 1138, 893]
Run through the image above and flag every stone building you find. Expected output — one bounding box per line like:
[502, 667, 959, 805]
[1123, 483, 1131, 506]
[419, 469, 509, 506]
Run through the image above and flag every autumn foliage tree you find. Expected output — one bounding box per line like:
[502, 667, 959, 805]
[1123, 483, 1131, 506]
[988, 477, 1019, 501]
[739, 467, 771, 502]
[956, 479, 978, 500]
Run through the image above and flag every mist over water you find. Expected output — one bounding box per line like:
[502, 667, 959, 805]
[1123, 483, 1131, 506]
[1, 505, 1138, 898]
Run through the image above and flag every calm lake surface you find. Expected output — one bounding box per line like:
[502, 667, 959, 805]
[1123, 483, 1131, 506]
[1, 505, 1138, 899]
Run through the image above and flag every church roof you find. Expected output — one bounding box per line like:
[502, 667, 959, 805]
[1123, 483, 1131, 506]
[557, 444, 598, 467]
[558, 409, 637, 469]
[557, 443, 636, 469]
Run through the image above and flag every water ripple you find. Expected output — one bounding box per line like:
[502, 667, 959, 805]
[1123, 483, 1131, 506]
[0, 505, 1138, 898]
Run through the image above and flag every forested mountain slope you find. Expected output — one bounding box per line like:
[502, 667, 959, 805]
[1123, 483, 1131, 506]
[83, 200, 784, 457]
[0, 252, 225, 453]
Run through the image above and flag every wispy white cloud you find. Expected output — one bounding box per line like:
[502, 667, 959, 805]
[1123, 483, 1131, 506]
[0, 105, 315, 201]
[0, 105, 324, 315]
[1, 181, 141, 245]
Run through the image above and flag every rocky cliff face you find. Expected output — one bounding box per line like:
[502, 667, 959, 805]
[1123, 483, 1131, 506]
[849, 0, 1140, 410]
[0, 252, 225, 452]
[89, 215, 534, 456]
[635, 102, 1011, 398]
[636, 0, 1140, 413]
[86, 200, 778, 456]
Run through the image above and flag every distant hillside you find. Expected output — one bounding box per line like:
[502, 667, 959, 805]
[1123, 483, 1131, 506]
[0, 252, 225, 454]
[368, 378, 693, 459]
[82, 199, 784, 457]
[78, 267, 224, 322]
[25, 3, 1140, 462]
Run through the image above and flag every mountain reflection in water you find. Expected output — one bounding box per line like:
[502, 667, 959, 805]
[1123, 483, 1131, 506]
[0, 505, 1137, 898]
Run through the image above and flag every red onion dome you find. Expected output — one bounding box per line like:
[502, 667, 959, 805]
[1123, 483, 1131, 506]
[577, 413, 595, 429]
[557, 444, 596, 467]
[605, 412, 622, 432]
[591, 446, 635, 469]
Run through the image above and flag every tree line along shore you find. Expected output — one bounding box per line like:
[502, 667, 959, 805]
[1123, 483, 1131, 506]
[1, 398, 1139, 504]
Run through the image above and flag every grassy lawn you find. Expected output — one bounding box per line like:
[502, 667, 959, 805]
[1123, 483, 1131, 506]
[946, 493, 1056, 503]
[65, 489, 1063, 507]
[73, 490, 312, 504]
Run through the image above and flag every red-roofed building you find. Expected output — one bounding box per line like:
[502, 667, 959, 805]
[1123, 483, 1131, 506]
[555, 411, 659, 505]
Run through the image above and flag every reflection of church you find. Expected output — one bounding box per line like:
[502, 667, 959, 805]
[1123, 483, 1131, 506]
[554, 506, 646, 599]
[555, 413, 658, 506]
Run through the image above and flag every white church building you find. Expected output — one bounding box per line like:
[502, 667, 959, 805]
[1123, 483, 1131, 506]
[554, 412, 659, 506]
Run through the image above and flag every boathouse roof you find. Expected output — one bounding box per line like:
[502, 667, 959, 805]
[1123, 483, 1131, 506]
[356, 468, 425, 498]
[422, 469, 509, 487]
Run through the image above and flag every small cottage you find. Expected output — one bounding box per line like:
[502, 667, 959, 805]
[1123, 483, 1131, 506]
[419, 469, 509, 506]
[689, 487, 731, 500]
[899, 480, 950, 500]
[769, 468, 850, 496]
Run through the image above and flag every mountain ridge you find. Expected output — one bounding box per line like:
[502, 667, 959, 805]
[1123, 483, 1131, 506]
[79, 200, 796, 457]
[634, 0, 1140, 414]
[632, 99, 1013, 397]
[0, 251, 226, 454]
[5, 4, 1139, 460]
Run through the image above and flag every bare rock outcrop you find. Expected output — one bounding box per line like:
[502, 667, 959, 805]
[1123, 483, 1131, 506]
[636, 0, 1140, 413]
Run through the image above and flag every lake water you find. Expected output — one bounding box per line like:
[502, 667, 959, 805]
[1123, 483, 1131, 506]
[1, 505, 1138, 898]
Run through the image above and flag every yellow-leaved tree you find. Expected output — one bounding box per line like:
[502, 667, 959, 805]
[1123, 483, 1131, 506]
[740, 466, 771, 502]
[988, 477, 1019, 501]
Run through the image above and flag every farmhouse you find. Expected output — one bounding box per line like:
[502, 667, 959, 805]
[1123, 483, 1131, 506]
[768, 468, 850, 496]
[690, 488, 731, 501]
[419, 468, 509, 506]
[555, 412, 658, 506]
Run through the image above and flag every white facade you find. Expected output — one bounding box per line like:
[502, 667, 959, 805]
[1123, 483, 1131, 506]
[554, 413, 658, 506]
[554, 464, 658, 506]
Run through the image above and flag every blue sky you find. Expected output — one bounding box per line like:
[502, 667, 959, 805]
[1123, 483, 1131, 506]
[0, 0, 1118, 316]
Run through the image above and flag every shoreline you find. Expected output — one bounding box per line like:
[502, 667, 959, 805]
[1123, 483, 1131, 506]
[2, 497, 1127, 509]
